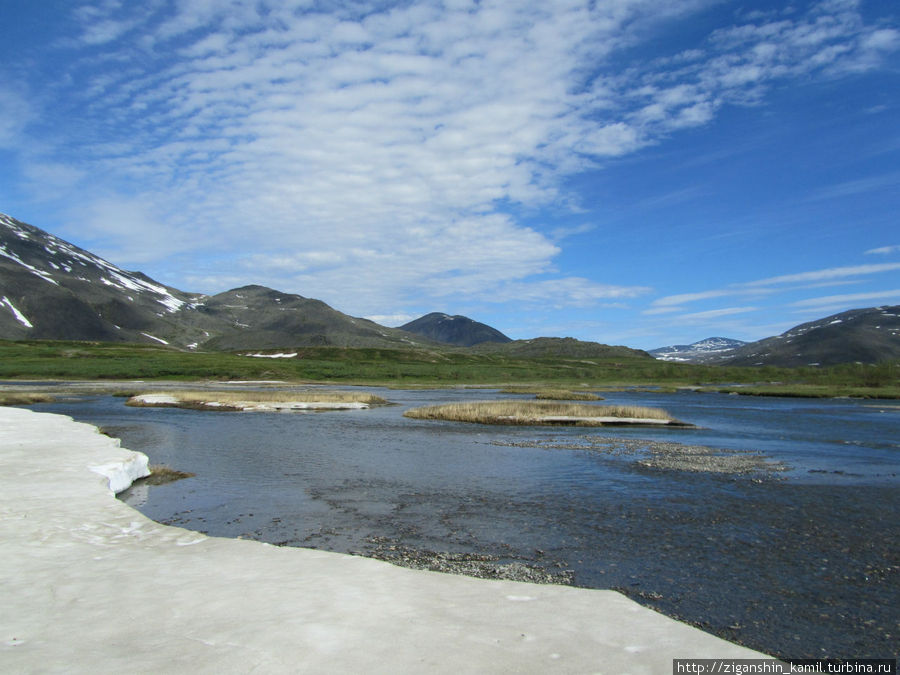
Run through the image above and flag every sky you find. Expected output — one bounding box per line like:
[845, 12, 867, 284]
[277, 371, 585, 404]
[0, 0, 898, 350]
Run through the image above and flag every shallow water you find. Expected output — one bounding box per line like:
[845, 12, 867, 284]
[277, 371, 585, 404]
[30, 387, 900, 659]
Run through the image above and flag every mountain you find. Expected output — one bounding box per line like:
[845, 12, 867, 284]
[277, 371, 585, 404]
[721, 306, 900, 367]
[650, 337, 748, 363]
[400, 312, 511, 347]
[193, 285, 434, 350]
[0, 212, 435, 350]
[0, 212, 200, 345]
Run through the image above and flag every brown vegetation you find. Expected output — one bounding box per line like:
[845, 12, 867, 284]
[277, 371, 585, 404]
[500, 387, 604, 401]
[0, 392, 54, 406]
[143, 465, 196, 485]
[403, 400, 682, 426]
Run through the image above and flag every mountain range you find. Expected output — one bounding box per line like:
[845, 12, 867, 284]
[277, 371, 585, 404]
[0, 212, 433, 350]
[0, 212, 643, 358]
[651, 307, 900, 367]
[2, 211, 898, 365]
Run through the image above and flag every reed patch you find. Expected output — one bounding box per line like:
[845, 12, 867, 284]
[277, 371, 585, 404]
[500, 387, 604, 401]
[403, 400, 685, 426]
[0, 392, 54, 406]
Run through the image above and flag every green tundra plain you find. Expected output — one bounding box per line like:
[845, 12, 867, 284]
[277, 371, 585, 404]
[0, 339, 897, 399]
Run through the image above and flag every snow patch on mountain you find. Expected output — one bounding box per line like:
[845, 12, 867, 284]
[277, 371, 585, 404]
[1, 212, 184, 314]
[0, 245, 60, 285]
[1, 297, 32, 328]
[650, 337, 747, 363]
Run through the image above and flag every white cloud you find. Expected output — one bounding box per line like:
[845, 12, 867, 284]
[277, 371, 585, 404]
[865, 245, 900, 256]
[651, 289, 733, 308]
[745, 263, 900, 287]
[678, 306, 759, 321]
[0, 86, 31, 149]
[791, 289, 900, 308]
[7, 0, 898, 318]
[803, 171, 900, 202]
[646, 262, 900, 321]
[366, 313, 418, 327]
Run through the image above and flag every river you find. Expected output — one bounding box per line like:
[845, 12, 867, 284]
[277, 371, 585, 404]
[29, 386, 900, 659]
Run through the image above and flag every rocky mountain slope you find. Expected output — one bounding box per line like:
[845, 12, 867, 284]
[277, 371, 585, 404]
[400, 312, 511, 347]
[650, 337, 748, 363]
[722, 306, 900, 367]
[0, 213, 434, 350]
[0, 212, 199, 345]
[651, 308, 900, 366]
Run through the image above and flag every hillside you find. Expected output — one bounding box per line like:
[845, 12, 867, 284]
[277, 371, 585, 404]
[400, 312, 511, 346]
[0, 213, 200, 345]
[473, 336, 650, 360]
[194, 286, 435, 350]
[0, 213, 435, 351]
[722, 306, 900, 367]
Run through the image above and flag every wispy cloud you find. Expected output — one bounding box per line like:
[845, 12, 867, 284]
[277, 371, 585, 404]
[650, 289, 734, 308]
[647, 261, 900, 327]
[652, 262, 900, 310]
[5, 0, 898, 318]
[802, 171, 900, 203]
[866, 245, 900, 256]
[744, 263, 900, 288]
[791, 289, 900, 308]
[678, 306, 759, 321]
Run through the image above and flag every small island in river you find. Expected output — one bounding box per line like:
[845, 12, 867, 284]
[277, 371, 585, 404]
[127, 389, 388, 412]
[403, 400, 693, 427]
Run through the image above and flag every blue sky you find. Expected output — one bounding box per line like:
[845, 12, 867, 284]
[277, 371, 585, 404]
[1, 0, 898, 350]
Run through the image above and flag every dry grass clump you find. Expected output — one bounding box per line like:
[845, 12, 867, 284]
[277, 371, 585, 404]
[403, 400, 678, 426]
[500, 387, 604, 400]
[533, 389, 604, 401]
[128, 389, 386, 408]
[0, 392, 54, 406]
[143, 465, 196, 485]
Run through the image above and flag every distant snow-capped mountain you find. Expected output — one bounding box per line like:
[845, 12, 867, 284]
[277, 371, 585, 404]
[649, 337, 747, 363]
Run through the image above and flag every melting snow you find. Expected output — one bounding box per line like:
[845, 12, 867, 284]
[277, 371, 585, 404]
[0, 213, 30, 239]
[100, 272, 184, 313]
[1, 297, 33, 328]
[0, 246, 59, 285]
[140, 333, 169, 345]
[244, 352, 298, 358]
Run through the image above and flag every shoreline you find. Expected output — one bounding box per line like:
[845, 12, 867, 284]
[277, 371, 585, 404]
[2, 377, 899, 400]
[0, 406, 767, 672]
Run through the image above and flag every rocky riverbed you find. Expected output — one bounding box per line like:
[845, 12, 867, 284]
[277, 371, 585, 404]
[491, 435, 789, 476]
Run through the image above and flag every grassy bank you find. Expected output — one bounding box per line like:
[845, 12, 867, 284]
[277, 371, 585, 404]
[0, 339, 897, 397]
